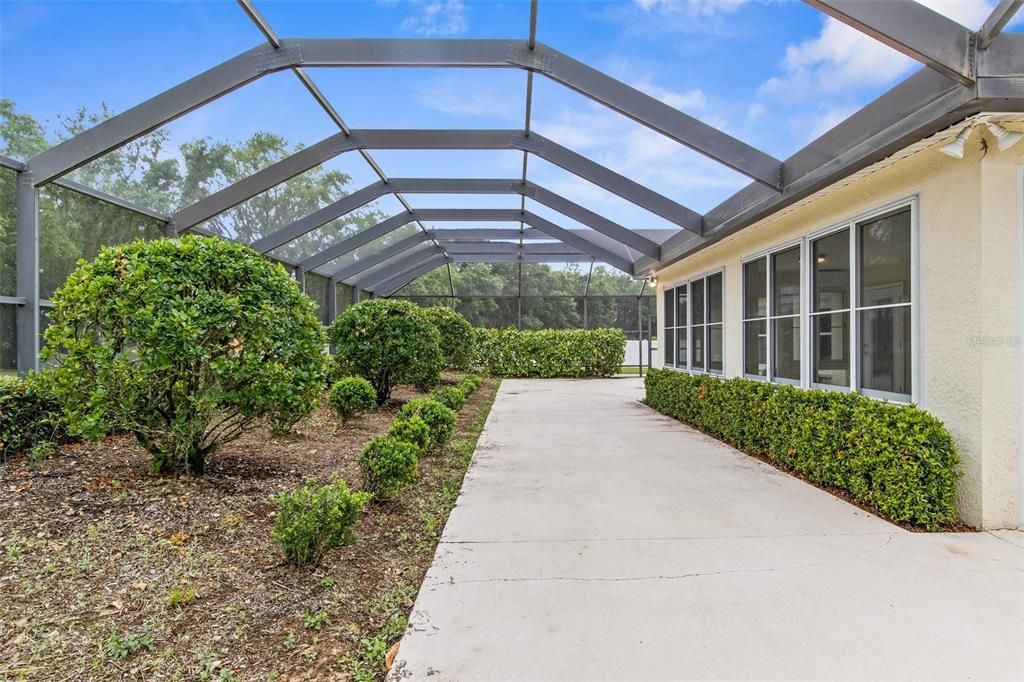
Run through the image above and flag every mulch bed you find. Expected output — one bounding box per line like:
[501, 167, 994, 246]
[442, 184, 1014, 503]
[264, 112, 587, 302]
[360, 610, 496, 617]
[0, 374, 499, 681]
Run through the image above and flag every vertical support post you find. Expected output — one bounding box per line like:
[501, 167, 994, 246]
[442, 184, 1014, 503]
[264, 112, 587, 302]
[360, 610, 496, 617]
[353, 287, 362, 303]
[16, 170, 40, 374]
[637, 295, 643, 378]
[517, 297, 522, 330]
[583, 297, 588, 329]
[326, 277, 338, 325]
[294, 266, 305, 293]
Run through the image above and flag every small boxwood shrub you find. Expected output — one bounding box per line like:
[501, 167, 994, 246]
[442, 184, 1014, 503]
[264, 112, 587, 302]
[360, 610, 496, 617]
[459, 375, 482, 396]
[0, 372, 67, 460]
[644, 369, 961, 529]
[472, 328, 625, 377]
[358, 436, 420, 500]
[389, 415, 431, 452]
[272, 478, 371, 566]
[329, 377, 377, 423]
[431, 386, 466, 411]
[421, 306, 475, 371]
[397, 398, 457, 446]
[41, 235, 326, 475]
[328, 299, 443, 404]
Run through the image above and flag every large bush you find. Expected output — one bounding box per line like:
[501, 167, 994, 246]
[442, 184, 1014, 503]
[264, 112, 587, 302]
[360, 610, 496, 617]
[358, 436, 420, 500]
[327, 299, 443, 404]
[473, 328, 625, 378]
[644, 369, 960, 528]
[0, 372, 67, 460]
[397, 398, 457, 446]
[272, 479, 371, 566]
[421, 306, 475, 371]
[328, 377, 377, 423]
[41, 235, 327, 475]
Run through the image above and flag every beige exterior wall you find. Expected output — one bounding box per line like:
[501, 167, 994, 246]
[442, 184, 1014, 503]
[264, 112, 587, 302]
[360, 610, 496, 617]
[654, 125, 1024, 529]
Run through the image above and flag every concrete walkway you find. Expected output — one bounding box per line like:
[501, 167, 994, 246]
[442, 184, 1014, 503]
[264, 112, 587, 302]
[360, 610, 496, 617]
[390, 378, 1024, 681]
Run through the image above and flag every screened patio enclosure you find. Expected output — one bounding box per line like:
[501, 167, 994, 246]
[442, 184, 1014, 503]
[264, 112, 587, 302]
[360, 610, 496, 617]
[4, 0, 1024, 374]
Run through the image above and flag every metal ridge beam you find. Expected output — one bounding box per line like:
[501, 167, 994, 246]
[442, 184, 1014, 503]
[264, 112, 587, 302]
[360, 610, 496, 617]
[352, 245, 445, 288]
[650, 67, 977, 275]
[441, 241, 588, 256]
[298, 212, 419, 271]
[325, 232, 431, 280]
[27, 39, 779, 191]
[368, 253, 450, 296]
[173, 132, 363, 230]
[257, 180, 657, 260]
[980, 0, 1023, 48]
[169, 128, 697, 236]
[450, 254, 594, 264]
[803, 1, 974, 86]
[519, 210, 632, 273]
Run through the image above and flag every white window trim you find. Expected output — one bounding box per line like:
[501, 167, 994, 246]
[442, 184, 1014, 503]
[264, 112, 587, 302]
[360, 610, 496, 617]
[663, 267, 725, 377]
[741, 195, 920, 403]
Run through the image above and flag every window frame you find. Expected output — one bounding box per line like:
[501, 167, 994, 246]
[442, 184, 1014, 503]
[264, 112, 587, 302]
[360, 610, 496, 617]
[662, 267, 725, 377]
[741, 196, 919, 403]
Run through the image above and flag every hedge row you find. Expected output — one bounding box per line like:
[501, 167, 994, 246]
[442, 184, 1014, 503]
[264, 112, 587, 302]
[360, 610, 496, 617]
[472, 328, 626, 378]
[644, 369, 960, 529]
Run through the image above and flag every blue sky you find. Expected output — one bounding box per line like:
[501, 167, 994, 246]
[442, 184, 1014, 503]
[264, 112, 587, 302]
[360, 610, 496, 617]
[1, 0, 1016, 232]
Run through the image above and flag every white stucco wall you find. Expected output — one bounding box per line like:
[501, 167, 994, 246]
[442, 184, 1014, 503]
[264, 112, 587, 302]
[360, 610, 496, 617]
[654, 124, 1024, 529]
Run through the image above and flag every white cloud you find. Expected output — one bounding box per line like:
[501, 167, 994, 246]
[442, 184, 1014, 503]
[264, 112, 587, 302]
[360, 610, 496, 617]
[633, 0, 749, 16]
[400, 0, 468, 37]
[759, 1, 997, 97]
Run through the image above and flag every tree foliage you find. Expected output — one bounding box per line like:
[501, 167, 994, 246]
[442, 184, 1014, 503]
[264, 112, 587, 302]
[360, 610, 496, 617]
[327, 299, 443, 404]
[42, 235, 327, 475]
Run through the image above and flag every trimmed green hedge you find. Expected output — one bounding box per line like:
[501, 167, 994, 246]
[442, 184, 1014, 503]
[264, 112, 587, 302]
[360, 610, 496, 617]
[472, 328, 626, 378]
[644, 369, 960, 529]
[0, 373, 67, 460]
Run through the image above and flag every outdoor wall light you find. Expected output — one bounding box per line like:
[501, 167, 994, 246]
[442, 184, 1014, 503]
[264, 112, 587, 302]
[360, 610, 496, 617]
[939, 127, 973, 159]
[985, 122, 1024, 151]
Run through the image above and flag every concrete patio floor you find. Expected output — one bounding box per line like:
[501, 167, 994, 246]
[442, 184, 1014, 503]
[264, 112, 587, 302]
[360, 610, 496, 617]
[389, 378, 1024, 681]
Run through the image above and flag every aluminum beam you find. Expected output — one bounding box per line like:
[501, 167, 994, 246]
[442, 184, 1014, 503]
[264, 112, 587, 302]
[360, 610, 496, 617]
[298, 212, 422, 271]
[651, 67, 975, 274]
[170, 128, 696, 236]
[258, 180, 657, 259]
[326, 232, 433, 281]
[440, 241, 587, 256]
[27, 39, 780, 190]
[450, 254, 594, 264]
[430, 228, 540, 241]
[980, 0, 1023, 48]
[172, 132, 364, 230]
[521, 211, 632, 273]
[15, 171, 40, 373]
[355, 129, 701, 232]
[803, 0, 974, 86]
[368, 253, 450, 296]
[353, 245, 444, 289]
[248, 181, 389, 253]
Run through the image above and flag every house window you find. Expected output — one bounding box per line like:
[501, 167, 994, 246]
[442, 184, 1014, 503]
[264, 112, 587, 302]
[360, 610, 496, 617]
[664, 270, 723, 375]
[742, 244, 801, 383]
[858, 207, 912, 399]
[811, 228, 850, 387]
[742, 258, 767, 376]
[743, 200, 915, 401]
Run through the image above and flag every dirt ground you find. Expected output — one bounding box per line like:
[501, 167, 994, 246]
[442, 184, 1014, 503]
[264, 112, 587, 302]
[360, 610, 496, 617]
[0, 374, 499, 681]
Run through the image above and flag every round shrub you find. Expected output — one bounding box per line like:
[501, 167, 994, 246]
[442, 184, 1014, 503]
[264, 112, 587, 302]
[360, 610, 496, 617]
[458, 375, 482, 396]
[327, 299, 443, 404]
[431, 386, 466, 411]
[42, 235, 326, 475]
[329, 376, 377, 423]
[421, 306, 475, 371]
[397, 398, 457, 446]
[389, 415, 431, 452]
[358, 436, 420, 500]
[0, 372, 67, 459]
[272, 478, 371, 566]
